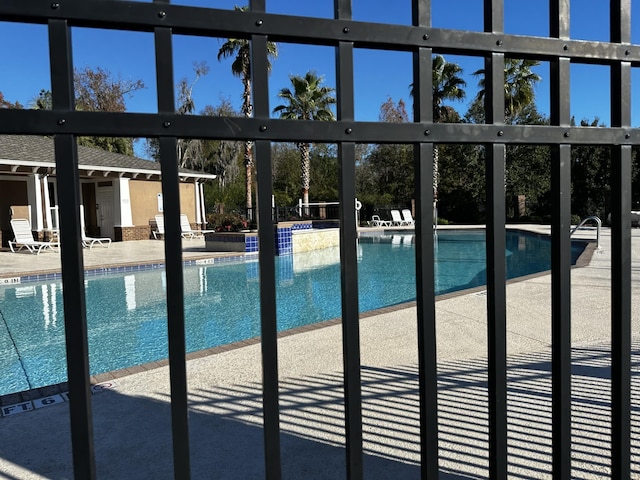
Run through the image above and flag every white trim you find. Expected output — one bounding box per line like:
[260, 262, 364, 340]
[0, 158, 216, 180]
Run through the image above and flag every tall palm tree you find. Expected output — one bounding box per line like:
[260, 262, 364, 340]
[472, 58, 541, 217]
[411, 55, 466, 205]
[217, 6, 278, 218]
[273, 71, 336, 211]
[472, 58, 541, 122]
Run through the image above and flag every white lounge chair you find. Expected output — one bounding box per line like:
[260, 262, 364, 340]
[180, 214, 215, 239]
[9, 218, 59, 254]
[390, 209, 410, 226]
[80, 206, 111, 249]
[401, 209, 415, 226]
[153, 215, 165, 239]
[368, 215, 391, 227]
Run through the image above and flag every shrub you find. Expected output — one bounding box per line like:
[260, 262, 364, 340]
[206, 213, 248, 232]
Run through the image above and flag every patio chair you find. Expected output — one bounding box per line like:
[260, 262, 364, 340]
[401, 209, 415, 226]
[180, 214, 215, 239]
[368, 215, 391, 227]
[80, 206, 111, 249]
[390, 209, 410, 226]
[9, 218, 59, 255]
[153, 215, 165, 239]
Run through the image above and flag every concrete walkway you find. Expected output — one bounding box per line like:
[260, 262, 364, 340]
[0, 226, 638, 478]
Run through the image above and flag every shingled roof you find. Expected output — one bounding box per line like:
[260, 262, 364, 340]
[0, 135, 216, 181]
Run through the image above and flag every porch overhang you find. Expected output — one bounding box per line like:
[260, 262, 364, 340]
[0, 157, 216, 182]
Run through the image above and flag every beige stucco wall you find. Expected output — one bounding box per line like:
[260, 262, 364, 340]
[129, 180, 196, 226]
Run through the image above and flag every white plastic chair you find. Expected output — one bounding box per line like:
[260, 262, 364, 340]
[9, 218, 59, 254]
[390, 210, 410, 226]
[153, 215, 165, 239]
[180, 214, 215, 239]
[80, 205, 111, 249]
[401, 209, 415, 226]
[368, 215, 391, 227]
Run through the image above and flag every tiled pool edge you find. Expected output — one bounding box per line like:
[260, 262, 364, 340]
[0, 252, 254, 285]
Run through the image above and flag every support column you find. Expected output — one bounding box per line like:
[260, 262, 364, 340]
[194, 181, 202, 226]
[27, 174, 45, 232]
[116, 177, 134, 227]
[43, 175, 53, 230]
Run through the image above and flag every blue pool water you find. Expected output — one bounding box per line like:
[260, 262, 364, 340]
[0, 230, 586, 396]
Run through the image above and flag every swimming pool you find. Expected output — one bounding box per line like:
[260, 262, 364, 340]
[0, 230, 586, 396]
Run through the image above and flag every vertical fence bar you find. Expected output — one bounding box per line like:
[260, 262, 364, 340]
[549, 142, 572, 480]
[335, 1, 364, 477]
[154, 10, 192, 477]
[48, 18, 97, 480]
[610, 147, 632, 480]
[411, 1, 438, 477]
[486, 142, 507, 480]
[484, 0, 507, 477]
[549, 2, 572, 477]
[249, 0, 283, 473]
[610, 1, 632, 477]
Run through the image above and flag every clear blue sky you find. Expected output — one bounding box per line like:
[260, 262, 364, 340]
[1, 0, 639, 156]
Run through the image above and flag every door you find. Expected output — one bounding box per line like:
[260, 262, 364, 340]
[96, 187, 114, 238]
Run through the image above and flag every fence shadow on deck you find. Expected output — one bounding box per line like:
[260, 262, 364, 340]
[0, 341, 638, 479]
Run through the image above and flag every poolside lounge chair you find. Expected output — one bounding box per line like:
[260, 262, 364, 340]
[401, 209, 415, 226]
[9, 218, 59, 254]
[80, 207, 111, 249]
[180, 214, 215, 239]
[390, 209, 410, 226]
[368, 215, 391, 227]
[153, 215, 165, 239]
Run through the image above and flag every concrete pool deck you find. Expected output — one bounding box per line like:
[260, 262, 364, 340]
[0, 225, 639, 478]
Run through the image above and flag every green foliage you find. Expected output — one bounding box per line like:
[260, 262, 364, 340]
[31, 68, 144, 155]
[472, 58, 541, 123]
[205, 212, 248, 232]
[431, 55, 466, 121]
[365, 143, 414, 205]
[204, 174, 246, 212]
[78, 136, 135, 156]
[273, 71, 336, 121]
[437, 143, 486, 223]
[570, 121, 611, 220]
[272, 143, 300, 204]
[309, 144, 339, 201]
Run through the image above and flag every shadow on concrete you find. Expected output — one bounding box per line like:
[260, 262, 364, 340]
[0, 342, 638, 479]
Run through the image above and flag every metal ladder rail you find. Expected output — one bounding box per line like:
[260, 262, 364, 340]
[570, 215, 602, 250]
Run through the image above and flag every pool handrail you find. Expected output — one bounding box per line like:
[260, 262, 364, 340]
[570, 215, 601, 250]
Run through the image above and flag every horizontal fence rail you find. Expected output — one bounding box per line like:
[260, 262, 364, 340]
[0, 0, 633, 479]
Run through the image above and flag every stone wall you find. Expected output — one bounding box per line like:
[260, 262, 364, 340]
[292, 228, 340, 253]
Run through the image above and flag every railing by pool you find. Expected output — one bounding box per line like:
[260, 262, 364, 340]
[570, 215, 602, 250]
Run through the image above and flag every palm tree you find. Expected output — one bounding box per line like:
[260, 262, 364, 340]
[472, 58, 541, 122]
[472, 58, 542, 218]
[217, 6, 278, 218]
[273, 71, 336, 212]
[411, 55, 466, 206]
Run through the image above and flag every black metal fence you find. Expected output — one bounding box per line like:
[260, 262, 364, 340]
[0, 1, 634, 479]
